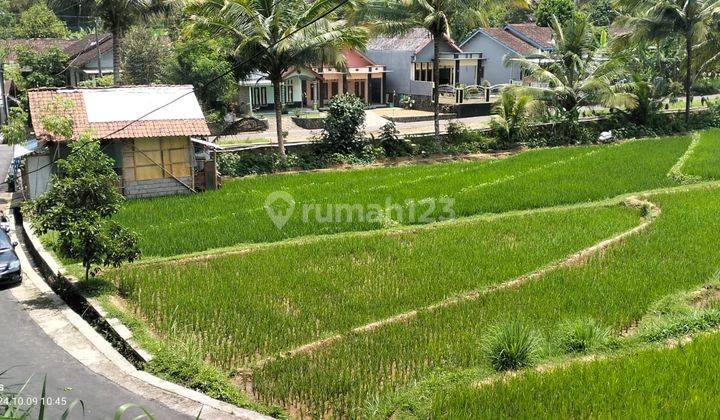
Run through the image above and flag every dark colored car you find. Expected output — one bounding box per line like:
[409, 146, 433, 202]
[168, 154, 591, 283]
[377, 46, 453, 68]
[0, 227, 21, 285]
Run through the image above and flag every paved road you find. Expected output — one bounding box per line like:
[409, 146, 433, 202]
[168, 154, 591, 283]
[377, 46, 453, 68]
[0, 145, 187, 419]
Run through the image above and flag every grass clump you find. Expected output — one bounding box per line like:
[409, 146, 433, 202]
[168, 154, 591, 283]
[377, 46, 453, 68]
[556, 318, 610, 353]
[483, 321, 542, 371]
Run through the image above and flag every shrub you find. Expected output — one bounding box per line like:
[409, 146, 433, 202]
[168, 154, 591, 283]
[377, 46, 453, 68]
[317, 94, 368, 155]
[483, 321, 541, 371]
[217, 152, 276, 177]
[377, 122, 413, 157]
[556, 318, 609, 353]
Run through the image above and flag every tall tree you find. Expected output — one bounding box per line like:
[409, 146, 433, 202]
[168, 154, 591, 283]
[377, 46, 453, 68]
[365, 0, 525, 144]
[615, 0, 720, 123]
[95, 0, 151, 84]
[13, 2, 70, 38]
[189, 0, 366, 163]
[511, 15, 635, 130]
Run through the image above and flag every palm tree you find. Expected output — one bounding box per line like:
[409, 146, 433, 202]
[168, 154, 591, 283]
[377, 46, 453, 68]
[510, 14, 635, 127]
[491, 88, 537, 145]
[95, 0, 152, 84]
[614, 0, 720, 123]
[189, 0, 366, 162]
[365, 0, 525, 144]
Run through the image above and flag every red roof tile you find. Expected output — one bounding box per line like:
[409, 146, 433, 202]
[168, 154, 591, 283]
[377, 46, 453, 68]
[27, 86, 210, 141]
[505, 24, 554, 50]
[482, 28, 538, 55]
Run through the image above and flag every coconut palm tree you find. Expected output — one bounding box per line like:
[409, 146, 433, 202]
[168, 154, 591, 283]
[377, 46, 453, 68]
[189, 0, 366, 162]
[365, 0, 526, 144]
[510, 14, 635, 127]
[491, 88, 537, 146]
[95, 0, 152, 84]
[614, 0, 720, 123]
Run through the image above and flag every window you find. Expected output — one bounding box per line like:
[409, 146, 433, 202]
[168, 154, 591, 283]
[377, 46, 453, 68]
[132, 138, 190, 181]
[252, 87, 267, 105]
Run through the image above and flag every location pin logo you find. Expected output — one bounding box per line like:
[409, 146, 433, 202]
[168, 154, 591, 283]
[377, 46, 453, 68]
[264, 191, 296, 229]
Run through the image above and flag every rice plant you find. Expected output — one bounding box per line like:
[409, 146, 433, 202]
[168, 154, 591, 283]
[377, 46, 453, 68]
[556, 318, 610, 354]
[482, 321, 542, 371]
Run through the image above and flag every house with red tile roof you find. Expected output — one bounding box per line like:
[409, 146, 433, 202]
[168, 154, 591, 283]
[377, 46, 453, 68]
[24, 85, 211, 199]
[460, 24, 555, 86]
[237, 49, 387, 109]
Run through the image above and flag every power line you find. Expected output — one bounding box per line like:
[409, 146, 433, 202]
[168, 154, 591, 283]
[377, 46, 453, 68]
[10, 0, 352, 186]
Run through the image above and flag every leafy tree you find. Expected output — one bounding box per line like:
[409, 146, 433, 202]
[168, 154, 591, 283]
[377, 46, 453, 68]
[534, 0, 575, 26]
[615, 0, 720, 123]
[15, 46, 69, 88]
[160, 34, 236, 112]
[189, 0, 367, 164]
[95, 0, 151, 84]
[27, 134, 140, 281]
[13, 2, 69, 38]
[0, 0, 17, 38]
[121, 26, 169, 85]
[1, 108, 29, 145]
[583, 0, 619, 27]
[318, 94, 367, 154]
[366, 0, 522, 144]
[490, 88, 537, 146]
[511, 15, 635, 132]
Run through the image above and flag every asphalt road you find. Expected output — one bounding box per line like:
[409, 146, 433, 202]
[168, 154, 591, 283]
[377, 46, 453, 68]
[0, 145, 187, 419]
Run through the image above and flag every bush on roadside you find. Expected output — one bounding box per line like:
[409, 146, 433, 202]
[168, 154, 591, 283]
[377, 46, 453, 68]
[317, 94, 368, 155]
[377, 122, 413, 157]
[556, 318, 610, 353]
[483, 321, 542, 371]
[217, 152, 276, 177]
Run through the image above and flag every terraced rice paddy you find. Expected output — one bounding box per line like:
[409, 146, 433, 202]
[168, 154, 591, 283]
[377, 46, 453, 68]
[430, 332, 720, 418]
[115, 136, 689, 256]
[104, 130, 720, 418]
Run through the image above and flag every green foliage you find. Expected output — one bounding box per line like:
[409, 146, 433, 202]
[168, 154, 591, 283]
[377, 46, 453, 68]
[217, 151, 276, 177]
[490, 88, 536, 146]
[40, 95, 75, 139]
[160, 35, 235, 112]
[534, 0, 575, 27]
[77, 75, 114, 88]
[15, 46, 69, 89]
[583, 0, 618, 27]
[693, 77, 720, 95]
[556, 318, 610, 353]
[317, 94, 368, 155]
[12, 2, 69, 38]
[121, 26, 169, 85]
[0, 108, 29, 145]
[27, 135, 140, 280]
[483, 321, 542, 371]
[0, 0, 16, 38]
[377, 121, 413, 157]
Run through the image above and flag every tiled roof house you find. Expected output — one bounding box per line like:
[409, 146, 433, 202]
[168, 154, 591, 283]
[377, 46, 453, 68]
[25, 85, 210, 199]
[460, 23, 555, 85]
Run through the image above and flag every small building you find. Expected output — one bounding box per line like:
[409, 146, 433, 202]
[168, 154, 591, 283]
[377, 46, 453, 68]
[64, 33, 114, 86]
[460, 24, 554, 86]
[237, 49, 387, 109]
[364, 28, 484, 98]
[25, 85, 211, 200]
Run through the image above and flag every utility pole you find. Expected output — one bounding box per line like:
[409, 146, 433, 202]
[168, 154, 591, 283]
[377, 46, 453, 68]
[95, 17, 103, 84]
[0, 60, 8, 125]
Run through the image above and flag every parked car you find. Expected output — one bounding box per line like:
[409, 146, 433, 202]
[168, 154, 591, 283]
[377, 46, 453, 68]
[0, 224, 21, 285]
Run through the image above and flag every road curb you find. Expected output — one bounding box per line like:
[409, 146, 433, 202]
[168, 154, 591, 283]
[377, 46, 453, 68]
[16, 214, 273, 420]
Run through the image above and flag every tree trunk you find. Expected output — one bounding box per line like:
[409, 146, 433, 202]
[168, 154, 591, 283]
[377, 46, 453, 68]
[432, 33, 440, 144]
[684, 34, 692, 125]
[273, 79, 287, 164]
[84, 263, 90, 282]
[112, 29, 122, 85]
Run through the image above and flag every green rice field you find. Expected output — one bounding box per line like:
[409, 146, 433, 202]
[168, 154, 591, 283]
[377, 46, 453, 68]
[115, 136, 689, 256]
[99, 130, 720, 418]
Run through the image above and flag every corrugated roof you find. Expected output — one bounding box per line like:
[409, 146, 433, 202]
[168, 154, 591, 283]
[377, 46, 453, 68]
[482, 28, 538, 55]
[27, 85, 210, 141]
[65, 33, 113, 67]
[505, 24, 553, 50]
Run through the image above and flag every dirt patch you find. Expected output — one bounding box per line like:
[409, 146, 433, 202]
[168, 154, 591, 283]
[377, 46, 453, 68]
[691, 284, 720, 309]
